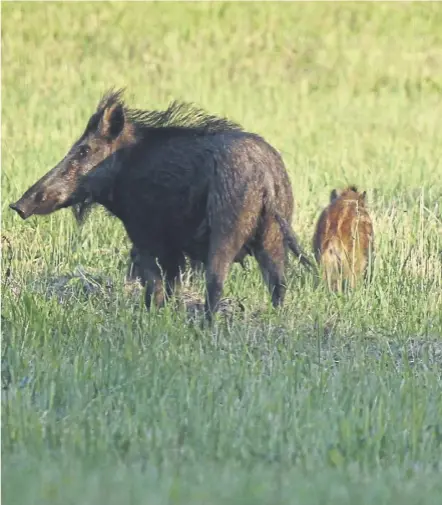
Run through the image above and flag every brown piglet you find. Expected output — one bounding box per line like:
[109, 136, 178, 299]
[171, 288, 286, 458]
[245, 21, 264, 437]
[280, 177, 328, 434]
[313, 186, 374, 292]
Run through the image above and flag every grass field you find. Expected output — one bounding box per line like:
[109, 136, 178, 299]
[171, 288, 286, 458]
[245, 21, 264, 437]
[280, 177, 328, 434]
[2, 2, 442, 504]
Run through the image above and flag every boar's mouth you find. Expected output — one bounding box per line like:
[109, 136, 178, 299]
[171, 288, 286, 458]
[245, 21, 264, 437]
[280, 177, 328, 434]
[9, 197, 73, 220]
[9, 201, 36, 220]
[10, 186, 92, 222]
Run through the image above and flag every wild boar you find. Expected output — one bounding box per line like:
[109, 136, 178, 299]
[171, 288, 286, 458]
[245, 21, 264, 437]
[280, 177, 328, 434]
[10, 89, 312, 319]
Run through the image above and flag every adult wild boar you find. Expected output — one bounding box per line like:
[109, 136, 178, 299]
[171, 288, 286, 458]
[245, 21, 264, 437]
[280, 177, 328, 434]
[10, 89, 312, 318]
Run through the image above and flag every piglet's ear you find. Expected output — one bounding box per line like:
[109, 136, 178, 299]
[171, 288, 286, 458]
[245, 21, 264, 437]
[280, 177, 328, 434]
[99, 102, 125, 139]
[359, 191, 367, 203]
[330, 189, 339, 202]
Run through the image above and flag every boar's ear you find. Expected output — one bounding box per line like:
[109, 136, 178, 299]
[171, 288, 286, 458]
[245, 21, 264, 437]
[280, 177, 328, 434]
[358, 191, 367, 203]
[99, 102, 125, 139]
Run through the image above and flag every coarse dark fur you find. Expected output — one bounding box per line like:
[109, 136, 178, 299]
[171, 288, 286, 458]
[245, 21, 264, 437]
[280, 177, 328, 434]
[10, 89, 312, 319]
[312, 185, 375, 292]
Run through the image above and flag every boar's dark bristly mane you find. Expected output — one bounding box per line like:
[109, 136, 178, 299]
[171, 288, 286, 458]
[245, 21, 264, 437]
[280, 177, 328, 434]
[96, 88, 244, 137]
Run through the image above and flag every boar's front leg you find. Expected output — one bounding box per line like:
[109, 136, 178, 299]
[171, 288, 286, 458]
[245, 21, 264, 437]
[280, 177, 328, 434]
[137, 252, 166, 310]
[127, 246, 146, 286]
[138, 250, 186, 310]
[162, 252, 186, 299]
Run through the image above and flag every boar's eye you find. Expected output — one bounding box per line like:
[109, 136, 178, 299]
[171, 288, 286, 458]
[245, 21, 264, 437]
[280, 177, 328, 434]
[77, 145, 91, 159]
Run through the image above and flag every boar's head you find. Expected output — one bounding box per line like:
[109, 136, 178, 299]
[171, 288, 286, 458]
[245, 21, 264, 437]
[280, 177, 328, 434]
[10, 89, 134, 220]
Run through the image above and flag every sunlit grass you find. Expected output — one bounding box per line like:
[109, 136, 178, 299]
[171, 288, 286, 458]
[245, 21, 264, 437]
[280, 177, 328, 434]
[2, 2, 442, 504]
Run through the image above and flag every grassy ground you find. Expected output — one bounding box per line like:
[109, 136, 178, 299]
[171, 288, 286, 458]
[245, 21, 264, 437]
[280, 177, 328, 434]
[2, 2, 442, 504]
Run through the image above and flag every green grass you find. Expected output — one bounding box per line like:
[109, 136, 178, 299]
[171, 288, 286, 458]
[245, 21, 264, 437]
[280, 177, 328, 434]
[2, 2, 442, 504]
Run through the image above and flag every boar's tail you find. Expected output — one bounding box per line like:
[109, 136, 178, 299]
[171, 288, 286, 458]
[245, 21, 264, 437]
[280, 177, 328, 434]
[274, 213, 314, 270]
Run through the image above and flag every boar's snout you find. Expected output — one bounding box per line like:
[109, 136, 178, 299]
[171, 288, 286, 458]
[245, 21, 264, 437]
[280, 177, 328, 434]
[9, 199, 36, 220]
[9, 160, 77, 220]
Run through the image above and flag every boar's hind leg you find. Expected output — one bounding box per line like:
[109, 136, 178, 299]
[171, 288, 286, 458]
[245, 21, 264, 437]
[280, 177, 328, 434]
[204, 237, 241, 319]
[255, 218, 287, 308]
